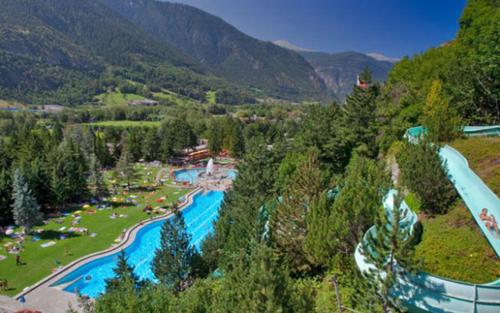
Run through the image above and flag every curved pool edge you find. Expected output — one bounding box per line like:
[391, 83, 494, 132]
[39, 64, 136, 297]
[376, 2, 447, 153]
[15, 187, 203, 300]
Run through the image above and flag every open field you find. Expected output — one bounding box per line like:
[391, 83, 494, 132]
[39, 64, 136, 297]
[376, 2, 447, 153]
[95, 92, 145, 107]
[413, 136, 500, 283]
[0, 164, 190, 296]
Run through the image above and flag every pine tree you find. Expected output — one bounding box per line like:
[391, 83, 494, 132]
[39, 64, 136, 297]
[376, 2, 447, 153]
[421, 80, 461, 143]
[270, 152, 328, 273]
[207, 119, 223, 157]
[153, 211, 195, 292]
[397, 140, 456, 214]
[0, 168, 13, 225]
[360, 194, 415, 313]
[116, 144, 139, 190]
[304, 192, 334, 266]
[142, 128, 160, 162]
[342, 69, 380, 157]
[11, 169, 42, 233]
[88, 153, 106, 200]
[328, 154, 391, 256]
[105, 250, 140, 293]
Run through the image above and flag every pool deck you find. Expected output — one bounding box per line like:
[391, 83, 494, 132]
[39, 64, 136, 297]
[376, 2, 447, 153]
[8, 188, 202, 313]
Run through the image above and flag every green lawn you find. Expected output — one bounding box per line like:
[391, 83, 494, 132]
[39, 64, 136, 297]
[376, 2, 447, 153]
[96, 92, 145, 107]
[0, 164, 190, 296]
[84, 120, 161, 128]
[451, 136, 500, 195]
[153, 90, 199, 106]
[413, 136, 500, 283]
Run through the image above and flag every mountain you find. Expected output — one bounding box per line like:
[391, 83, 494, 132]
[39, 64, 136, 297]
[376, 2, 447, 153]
[300, 51, 394, 100]
[366, 53, 399, 63]
[0, 0, 255, 105]
[97, 0, 331, 101]
[273, 40, 313, 52]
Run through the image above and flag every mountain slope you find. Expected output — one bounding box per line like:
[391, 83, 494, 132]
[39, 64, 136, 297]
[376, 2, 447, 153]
[300, 51, 394, 100]
[97, 0, 331, 101]
[0, 0, 252, 105]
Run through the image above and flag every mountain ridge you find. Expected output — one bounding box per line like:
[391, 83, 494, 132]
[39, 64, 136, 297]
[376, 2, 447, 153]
[97, 0, 332, 101]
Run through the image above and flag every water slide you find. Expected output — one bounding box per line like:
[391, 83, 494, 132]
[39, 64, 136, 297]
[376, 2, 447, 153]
[355, 126, 500, 313]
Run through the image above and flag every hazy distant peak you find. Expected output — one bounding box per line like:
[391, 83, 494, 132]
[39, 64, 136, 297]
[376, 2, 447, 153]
[273, 40, 313, 52]
[366, 53, 399, 63]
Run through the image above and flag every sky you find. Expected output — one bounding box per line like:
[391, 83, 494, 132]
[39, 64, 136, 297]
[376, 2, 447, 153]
[171, 0, 467, 58]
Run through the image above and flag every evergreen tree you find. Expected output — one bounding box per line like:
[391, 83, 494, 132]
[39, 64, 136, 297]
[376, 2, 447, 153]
[359, 194, 415, 313]
[270, 152, 328, 273]
[207, 119, 223, 157]
[215, 245, 303, 313]
[328, 154, 391, 256]
[295, 104, 352, 173]
[153, 211, 195, 292]
[116, 144, 139, 190]
[342, 69, 380, 157]
[50, 138, 89, 207]
[212, 138, 282, 268]
[142, 128, 160, 162]
[11, 169, 42, 233]
[88, 153, 106, 200]
[304, 192, 334, 266]
[105, 250, 140, 293]
[421, 80, 461, 143]
[0, 167, 13, 225]
[397, 140, 456, 214]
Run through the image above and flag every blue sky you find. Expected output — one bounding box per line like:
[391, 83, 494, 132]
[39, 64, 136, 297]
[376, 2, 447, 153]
[171, 0, 466, 58]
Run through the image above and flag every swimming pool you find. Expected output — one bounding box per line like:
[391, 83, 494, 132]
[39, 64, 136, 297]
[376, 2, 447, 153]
[174, 168, 205, 184]
[52, 191, 224, 298]
[174, 168, 237, 183]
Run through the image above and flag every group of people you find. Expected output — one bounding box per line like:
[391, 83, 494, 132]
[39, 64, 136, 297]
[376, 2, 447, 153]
[480, 208, 498, 237]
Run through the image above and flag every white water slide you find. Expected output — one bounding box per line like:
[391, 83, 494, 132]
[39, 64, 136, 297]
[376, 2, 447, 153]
[355, 126, 500, 313]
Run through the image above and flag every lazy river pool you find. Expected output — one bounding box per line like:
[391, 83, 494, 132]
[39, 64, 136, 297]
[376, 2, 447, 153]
[52, 190, 224, 298]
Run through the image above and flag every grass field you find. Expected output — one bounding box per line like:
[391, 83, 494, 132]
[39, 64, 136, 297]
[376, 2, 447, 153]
[96, 92, 145, 107]
[0, 164, 190, 296]
[85, 121, 161, 128]
[153, 90, 199, 106]
[413, 136, 500, 283]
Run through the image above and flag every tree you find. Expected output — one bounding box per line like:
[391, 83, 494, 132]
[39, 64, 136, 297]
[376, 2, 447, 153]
[328, 154, 391, 256]
[11, 169, 42, 233]
[342, 69, 380, 157]
[116, 144, 139, 190]
[88, 153, 106, 200]
[270, 152, 328, 273]
[304, 192, 334, 266]
[207, 119, 223, 157]
[0, 167, 13, 225]
[142, 128, 160, 161]
[397, 140, 456, 214]
[214, 245, 313, 313]
[105, 250, 141, 293]
[421, 80, 461, 143]
[153, 211, 195, 292]
[359, 194, 415, 313]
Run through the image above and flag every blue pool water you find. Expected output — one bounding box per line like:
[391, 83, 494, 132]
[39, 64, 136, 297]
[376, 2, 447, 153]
[174, 168, 237, 183]
[174, 168, 205, 184]
[53, 191, 224, 298]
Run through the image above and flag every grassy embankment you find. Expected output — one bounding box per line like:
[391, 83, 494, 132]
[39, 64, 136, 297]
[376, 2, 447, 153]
[0, 164, 190, 296]
[413, 136, 500, 283]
